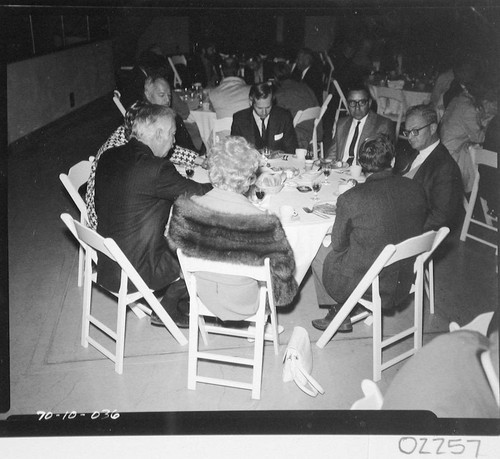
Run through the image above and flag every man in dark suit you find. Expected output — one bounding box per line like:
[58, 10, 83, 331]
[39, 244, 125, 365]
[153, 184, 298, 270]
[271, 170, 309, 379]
[291, 48, 325, 105]
[231, 83, 297, 154]
[312, 134, 427, 331]
[399, 104, 463, 232]
[325, 86, 395, 164]
[95, 105, 211, 328]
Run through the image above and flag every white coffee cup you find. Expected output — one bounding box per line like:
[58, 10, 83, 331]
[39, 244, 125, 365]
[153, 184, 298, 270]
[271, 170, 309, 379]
[350, 164, 362, 179]
[304, 159, 314, 171]
[280, 205, 297, 221]
[295, 148, 307, 161]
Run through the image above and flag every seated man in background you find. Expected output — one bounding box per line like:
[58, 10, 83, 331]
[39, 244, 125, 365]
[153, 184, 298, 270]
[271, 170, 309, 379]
[231, 83, 297, 155]
[325, 85, 395, 165]
[208, 57, 251, 119]
[273, 61, 320, 149]
[143, 74, 199, 152]
[311, 134, 427, 331]
[399, 104, 463, 232]
[291, 48, 324, 106]
[95, 105, 212, 328]
[168, 136, 298, 322]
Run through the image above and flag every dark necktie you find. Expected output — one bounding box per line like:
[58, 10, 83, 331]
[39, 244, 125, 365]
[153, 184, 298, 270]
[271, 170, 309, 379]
[347, 121, 360, 165]
[261, 118, 267, 144]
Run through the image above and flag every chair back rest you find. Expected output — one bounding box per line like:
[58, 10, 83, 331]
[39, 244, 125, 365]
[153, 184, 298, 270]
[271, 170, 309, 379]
[170, 54, 187, 66]
[177, 249, 271, 283]
[168, 57, 183, 88]
[212, 116, 233, 144]
[60, 213, 152, 294]
[314, 94, 333, 129]
[449, 311, 495, 335]
[384, 227, 449, 268]
[113, 90, 126, 116]
[59, 156, 94, 220]
[293, 106, 321, 127]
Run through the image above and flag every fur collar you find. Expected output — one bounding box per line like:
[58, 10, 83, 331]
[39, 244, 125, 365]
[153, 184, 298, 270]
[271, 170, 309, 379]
[168, 195, 298, 306]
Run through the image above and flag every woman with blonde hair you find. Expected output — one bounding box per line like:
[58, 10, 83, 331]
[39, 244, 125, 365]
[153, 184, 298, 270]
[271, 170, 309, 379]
[168, 136, 298, 321]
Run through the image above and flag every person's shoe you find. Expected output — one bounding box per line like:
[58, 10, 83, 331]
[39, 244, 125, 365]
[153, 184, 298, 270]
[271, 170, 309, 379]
[312, 304, 352, 332]
[150, 310, 189, 328]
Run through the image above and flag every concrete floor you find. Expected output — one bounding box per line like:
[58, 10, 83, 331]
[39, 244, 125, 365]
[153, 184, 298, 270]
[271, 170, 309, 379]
[2, 96, 498, 425]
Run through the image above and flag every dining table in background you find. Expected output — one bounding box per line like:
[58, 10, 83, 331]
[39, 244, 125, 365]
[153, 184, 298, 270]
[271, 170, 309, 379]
[175, 156, 363, 285]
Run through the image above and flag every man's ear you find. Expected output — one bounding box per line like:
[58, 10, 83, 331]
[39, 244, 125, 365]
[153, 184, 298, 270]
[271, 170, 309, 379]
[430, 122, 438, 135]
[155, 127, 164, 141]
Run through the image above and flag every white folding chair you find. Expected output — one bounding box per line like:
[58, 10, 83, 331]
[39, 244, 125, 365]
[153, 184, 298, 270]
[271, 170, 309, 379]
[59, 157, 94, 287]
[177, 249, 279, 400]
[60, 214, 187, 374]
[372, 86, 407, 139]
[331, 79, 350, 141]
[168, 56, 183, 88]
[460, 148, 498, 251]
[350, 379, 384, 410]
[313, 94, 333, 159]
[170, 54, 187, 66]
[113, 90, 126, 117]
[449, 311, 495, 335]
[323, 54, 335, 102]
[212, 116, 233, 145]
[316, 227, 450, 381]
[420, 226, 450, 314]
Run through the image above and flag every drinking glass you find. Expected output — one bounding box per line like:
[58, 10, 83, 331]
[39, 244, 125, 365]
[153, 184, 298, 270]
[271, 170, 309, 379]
[255, 187, 266, 203]
[312, 181, 322, 201]
[185, 165, 195, 178]
[322, 164, 331, 184]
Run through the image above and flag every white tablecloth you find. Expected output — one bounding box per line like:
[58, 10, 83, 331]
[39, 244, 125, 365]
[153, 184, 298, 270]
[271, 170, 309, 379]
[180, 156, 354, 285]
[368, 84, 431, 116]
[187, 110, 217, 148]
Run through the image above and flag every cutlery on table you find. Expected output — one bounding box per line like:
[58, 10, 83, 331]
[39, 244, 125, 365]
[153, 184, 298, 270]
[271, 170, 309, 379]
[302, 207, 329, 219]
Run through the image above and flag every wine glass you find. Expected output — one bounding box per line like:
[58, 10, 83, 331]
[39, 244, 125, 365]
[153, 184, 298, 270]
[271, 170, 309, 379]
[312, 181, 322, 201]
[255, 187, 266, 205]
[322, 163, 331, 184]
[185, 165, 195, 179]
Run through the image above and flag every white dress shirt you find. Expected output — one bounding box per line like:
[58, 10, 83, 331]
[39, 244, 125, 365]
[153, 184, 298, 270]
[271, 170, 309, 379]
[341, 114, 369, 163]
[404, 139, 440, 176]
[252, 111, 269, 136]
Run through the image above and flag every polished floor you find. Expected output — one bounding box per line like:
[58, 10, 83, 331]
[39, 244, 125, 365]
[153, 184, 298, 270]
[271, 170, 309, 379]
[2, 96, 498, 420]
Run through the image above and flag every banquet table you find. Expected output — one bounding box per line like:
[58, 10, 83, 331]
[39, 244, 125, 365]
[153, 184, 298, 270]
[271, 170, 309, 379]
[177, 156, 360, 285]
[187, 109, 217, 148]
[368, 83, 431, 116]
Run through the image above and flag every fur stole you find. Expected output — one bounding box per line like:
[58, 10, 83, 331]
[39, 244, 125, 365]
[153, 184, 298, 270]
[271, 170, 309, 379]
[168, 195, 298, 306]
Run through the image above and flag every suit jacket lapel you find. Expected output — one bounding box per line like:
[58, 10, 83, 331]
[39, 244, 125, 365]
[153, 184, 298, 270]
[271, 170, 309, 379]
[360, 112, 376, 145]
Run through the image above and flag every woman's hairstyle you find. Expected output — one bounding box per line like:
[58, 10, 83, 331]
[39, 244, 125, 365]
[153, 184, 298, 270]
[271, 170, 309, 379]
[358, 133, 395, 173]
[124, 100, 150, 140]
[130, 104, 175, 143]
[207, 136, 261, 194]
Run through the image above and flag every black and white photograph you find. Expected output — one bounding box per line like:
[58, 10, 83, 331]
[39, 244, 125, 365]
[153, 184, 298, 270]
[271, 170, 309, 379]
[1, 0, 499, 456]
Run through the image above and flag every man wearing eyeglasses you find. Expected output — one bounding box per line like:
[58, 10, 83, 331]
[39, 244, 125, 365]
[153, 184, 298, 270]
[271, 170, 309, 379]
[399, 104, 463, 232]
[325, 85, 395, 164]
